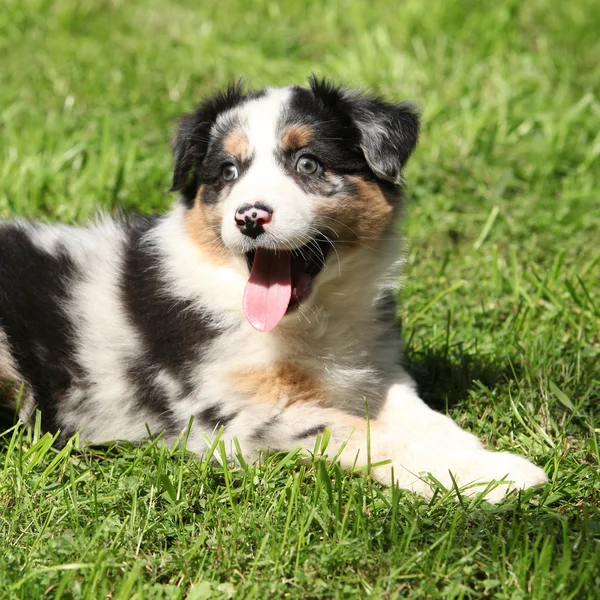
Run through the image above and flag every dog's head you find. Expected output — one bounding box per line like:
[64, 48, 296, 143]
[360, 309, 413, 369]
[170, 77, 419, 331]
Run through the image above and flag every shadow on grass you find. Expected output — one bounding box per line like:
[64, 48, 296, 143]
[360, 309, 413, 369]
[404, 344, 518, 412]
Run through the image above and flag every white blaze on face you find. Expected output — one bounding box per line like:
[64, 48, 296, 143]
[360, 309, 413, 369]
[219, 87, 315, 252]
[215, 88, 321, 332]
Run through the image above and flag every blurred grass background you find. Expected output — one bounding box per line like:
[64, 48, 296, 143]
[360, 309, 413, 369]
[0, 0, 599, 598]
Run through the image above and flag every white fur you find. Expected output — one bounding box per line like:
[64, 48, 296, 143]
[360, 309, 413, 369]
[148, 206, 247, 324]
[374, 381, 547, 500]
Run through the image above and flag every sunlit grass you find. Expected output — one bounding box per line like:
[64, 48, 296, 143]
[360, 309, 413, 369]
[0, 0, 599, 597]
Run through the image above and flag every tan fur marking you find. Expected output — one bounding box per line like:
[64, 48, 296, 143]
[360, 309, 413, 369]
[316, 176, 397, 246]
[281, 124, 313, 151]
[223, 130, 250, 161]
[350, 177, 396, 239]
[185, 185, 228, 265]
[231, 361, 327, 406]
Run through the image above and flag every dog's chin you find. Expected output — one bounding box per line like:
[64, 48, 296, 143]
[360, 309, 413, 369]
[243, 238, 331, 313]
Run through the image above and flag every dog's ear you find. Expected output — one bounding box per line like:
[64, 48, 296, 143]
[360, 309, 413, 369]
[350, 97, 420, 185]
[309, 77, 420, 185]
[170, 112, 203, 202]
[170, 82, 247, 203]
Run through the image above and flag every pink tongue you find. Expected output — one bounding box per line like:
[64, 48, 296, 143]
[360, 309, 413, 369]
[243, 249, 292, 332]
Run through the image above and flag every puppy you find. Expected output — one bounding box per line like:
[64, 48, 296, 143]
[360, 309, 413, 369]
[0, 77, 547, 501]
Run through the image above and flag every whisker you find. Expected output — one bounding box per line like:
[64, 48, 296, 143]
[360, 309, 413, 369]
[313, 232, 342, 277]
[317, 216, 361, 239]
[318, 224, 341, 240]
[306, 240, 326, 268]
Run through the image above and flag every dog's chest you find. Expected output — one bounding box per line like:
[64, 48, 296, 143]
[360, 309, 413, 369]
[199, 319, 387, 413]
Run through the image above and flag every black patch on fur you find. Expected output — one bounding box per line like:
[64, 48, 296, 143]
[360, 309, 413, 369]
[194, 141, 254, 206]
[126, 362, 180, 433]
[120, 217, 223, 424]
[196, 185, 221, 206]
[277, 77, 419, 191]
[279, 85, 374, 183]
[0, 225, 84, 432]
[250, 415, 280, 443]
[295, 424, 327, 439]
[197, 405, 238, 430]
[170, 82, 265, 206]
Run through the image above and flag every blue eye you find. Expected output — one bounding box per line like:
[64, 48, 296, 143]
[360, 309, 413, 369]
[296, 156, 319, 175]
[222, 164, 239, 181]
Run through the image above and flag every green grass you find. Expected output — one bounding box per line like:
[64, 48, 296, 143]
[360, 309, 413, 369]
[1, 0, 599, 597]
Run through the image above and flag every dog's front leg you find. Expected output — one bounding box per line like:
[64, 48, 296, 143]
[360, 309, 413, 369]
[374, 378, 548, 501]
[214, 401, 399, 484]
[186, 379, 546, 501]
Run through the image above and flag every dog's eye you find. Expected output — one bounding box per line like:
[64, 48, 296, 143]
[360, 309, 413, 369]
[296, 156, 320, 175]
[222, 164, 239, 182]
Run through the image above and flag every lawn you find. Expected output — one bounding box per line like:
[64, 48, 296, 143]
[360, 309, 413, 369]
[1, 0, 599, 597]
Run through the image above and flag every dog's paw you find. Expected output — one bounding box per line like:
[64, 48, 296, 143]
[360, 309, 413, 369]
[459, 450, 548, 503]
[394, 449, 547, 502]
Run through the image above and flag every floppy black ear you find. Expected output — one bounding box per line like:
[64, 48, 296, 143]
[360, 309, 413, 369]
[170, 112, 203, 201]
[350, 97, 420, 185]
[170, 82, 248, 203]
[308, 77, 420, 185]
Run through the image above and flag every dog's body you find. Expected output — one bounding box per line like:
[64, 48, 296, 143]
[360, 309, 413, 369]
[0, 79, 546, 500]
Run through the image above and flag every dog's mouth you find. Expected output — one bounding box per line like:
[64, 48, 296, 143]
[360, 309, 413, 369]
[242, 239, 331, 332]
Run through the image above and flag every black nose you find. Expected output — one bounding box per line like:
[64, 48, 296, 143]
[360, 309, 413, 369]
[234, 202, 273, 239]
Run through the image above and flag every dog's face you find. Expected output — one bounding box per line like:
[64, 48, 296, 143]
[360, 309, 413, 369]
[171, 78, 419, 331]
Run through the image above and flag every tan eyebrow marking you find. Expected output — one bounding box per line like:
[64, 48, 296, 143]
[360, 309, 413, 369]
[281, 124, 313, 151]
[223, 129, 250, 160]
